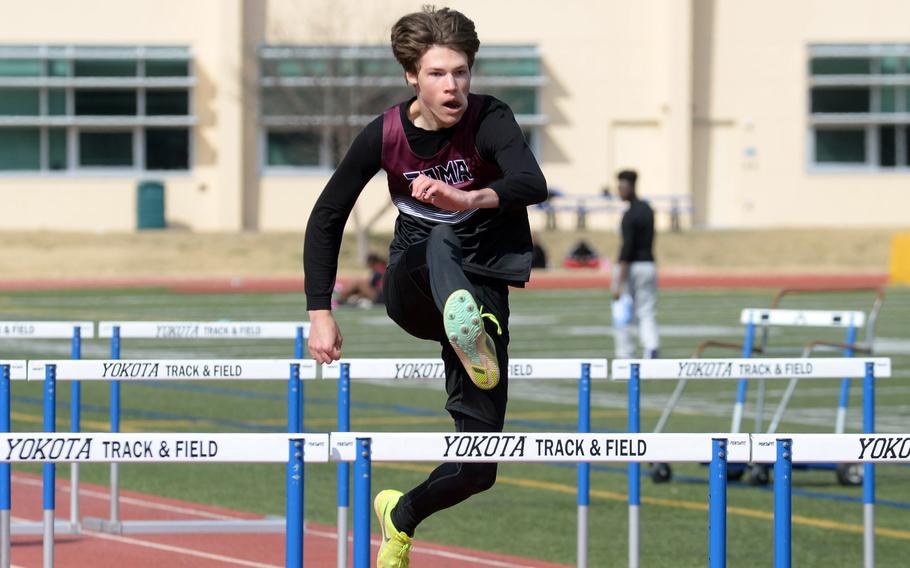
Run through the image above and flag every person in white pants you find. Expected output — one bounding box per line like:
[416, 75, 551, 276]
[611, 170, 660, 359]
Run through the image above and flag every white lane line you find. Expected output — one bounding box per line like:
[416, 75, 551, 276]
[305, 526, 551, 568]
[11, 515, 280, 568]
[11, 475, 241, 521]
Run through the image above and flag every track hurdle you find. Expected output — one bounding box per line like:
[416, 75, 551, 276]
[739, 308, 866, 435]
[753, 431, 910, 568]
[0, 431, 328, 568]
[612, 357, 891, 567]
[321, 358, 608, 568]
[0, 362, 25, 567]
[0, 322, 92, 534]
[95, 321, 309, 531]
[330, 431, 749, 568]
[26, 359, 315, 536]
[654, 308, 869, 485]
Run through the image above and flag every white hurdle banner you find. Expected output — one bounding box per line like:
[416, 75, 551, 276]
[612, 357, 891, 381]
[740, 309, 865, 328]
[27, 359, 317, 381]
[751, 433, 910, 464]
[97, 321, 310, 339]
[0, 432, 328, 568]
[322, 358, 607, 568]
[0, 432, 328, 463]
[322, 358, 608, 379]
[331, 432, 751, 463]
[0, 322, 94, 339]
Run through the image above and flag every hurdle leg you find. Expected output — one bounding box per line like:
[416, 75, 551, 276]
[753, 378, 767, 432]
[337, 364, 351, 568]
[286, 439, 305, 568]
[767, 377, 801, 434]
[70, 327, 82, 532]
[577, 363, 591, 568]
[653, 378, 688, 433]
[730, 379, 748, 433]
[109, 327, 122, 529]
[709, 438, 727, 568]
[0, 365, 10, 568]
[835, 378, 851, 434]
[353, 438, 372, 568]
[774, 439, 792, 568]
[862, 362, 875, 568]
[43, 365, 57, 568]
[0, 509, 7, 568]
[70, 380, 81, 532]
[628, 364, 641, 568]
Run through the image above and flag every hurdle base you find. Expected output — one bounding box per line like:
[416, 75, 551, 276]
[81, 516, 286, 534]
[11, 520, 78, 536]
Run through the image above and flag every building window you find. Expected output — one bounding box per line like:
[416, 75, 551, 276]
[0, 128, 39, 170]
[809, 44, 910, 170]
[258, 45, 546, 171]
[0, 45, 195, 173]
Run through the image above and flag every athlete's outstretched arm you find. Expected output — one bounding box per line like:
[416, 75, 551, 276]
[303, 118, 382, 360]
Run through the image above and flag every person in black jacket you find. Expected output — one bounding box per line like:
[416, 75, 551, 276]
[303, 6, 547, 567]
[612, 169, 660, 359]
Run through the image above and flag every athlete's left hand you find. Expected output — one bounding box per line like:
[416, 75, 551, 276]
[410, 174, 471, 211]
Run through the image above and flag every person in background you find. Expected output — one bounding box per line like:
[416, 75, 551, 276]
[336, 253, 387, 308]
[530, 232, 548, 269]
[612, 169, 659, 359]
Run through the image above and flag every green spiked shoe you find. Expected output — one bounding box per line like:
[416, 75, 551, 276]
[443, 289, 501, 390]
[374, 489, 412, 568]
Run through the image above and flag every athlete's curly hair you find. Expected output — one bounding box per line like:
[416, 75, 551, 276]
[390, 6, 480, 74]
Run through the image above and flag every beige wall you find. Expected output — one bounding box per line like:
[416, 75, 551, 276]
[0, 0, 253, 231]
[2, 0, 909, 232]
[693, 0, 910, 228]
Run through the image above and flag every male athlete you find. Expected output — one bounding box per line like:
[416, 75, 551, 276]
[304, 6, 546, 567]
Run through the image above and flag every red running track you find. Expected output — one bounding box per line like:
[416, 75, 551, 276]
[8, 472, 569, 568]
[0, 272, 889, 294]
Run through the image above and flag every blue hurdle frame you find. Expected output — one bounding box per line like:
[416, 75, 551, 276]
[334, 361, 598, 568]
[103, 324, 307, 527]
[629, 361, 879, 568]
[737, 313, 861, 436]
[348, 432, 730, 568]
[0, 325, 82, 547]
[38, 362, 309, 567]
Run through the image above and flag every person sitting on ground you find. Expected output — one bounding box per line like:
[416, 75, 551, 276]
[530, 232, 548, 269]
[336, 253, 387, 308]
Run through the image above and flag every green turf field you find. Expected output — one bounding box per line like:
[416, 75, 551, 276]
[0, 286, 908, 566]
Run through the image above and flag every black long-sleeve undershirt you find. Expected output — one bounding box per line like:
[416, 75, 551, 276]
[304, 95, 547, 310]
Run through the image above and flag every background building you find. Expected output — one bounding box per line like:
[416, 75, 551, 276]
[0, 0, 907, 232]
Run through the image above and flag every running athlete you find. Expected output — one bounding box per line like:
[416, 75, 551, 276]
[303, 6, 547, 567]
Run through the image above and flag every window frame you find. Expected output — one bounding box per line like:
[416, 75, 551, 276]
[808, 44, 910, 173]
[0, 45, 195, 176]
[258, 44, 547, 174]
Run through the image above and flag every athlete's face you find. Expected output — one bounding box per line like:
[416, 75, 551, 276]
[406, 45, 471, 130]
